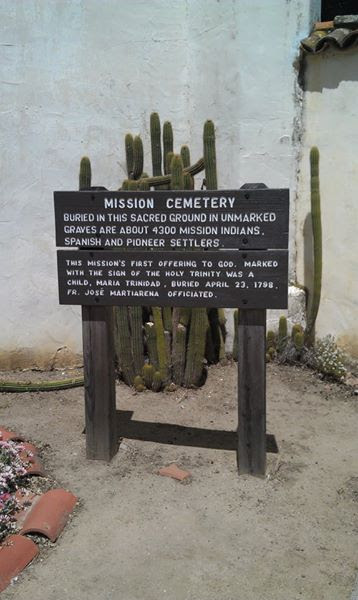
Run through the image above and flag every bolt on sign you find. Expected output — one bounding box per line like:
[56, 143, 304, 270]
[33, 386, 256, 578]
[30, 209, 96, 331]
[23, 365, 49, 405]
[54, 187, 289, 475]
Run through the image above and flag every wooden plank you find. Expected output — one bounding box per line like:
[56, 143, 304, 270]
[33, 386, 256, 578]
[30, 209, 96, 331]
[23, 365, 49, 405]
[81, 305, 117, 460]
[237, 309, 266, 475]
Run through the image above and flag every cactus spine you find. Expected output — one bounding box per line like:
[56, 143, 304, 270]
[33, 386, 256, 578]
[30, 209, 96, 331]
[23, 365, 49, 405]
[305, 146, 322, 346]
[79, 156, 91, 190]
[150, 112, 162, 176]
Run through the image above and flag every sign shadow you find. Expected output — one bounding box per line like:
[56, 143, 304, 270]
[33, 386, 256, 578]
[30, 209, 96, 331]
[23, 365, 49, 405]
[116, 410, 278, 453]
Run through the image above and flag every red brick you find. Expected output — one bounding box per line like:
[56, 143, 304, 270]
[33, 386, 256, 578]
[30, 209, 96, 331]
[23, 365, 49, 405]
[158, 464, 191, 481]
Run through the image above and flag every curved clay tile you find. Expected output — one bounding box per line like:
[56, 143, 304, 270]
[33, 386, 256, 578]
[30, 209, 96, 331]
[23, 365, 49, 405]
[0, 535, 39, 592]
[0, 427, 25, 442]
[20, 489, 77, 542]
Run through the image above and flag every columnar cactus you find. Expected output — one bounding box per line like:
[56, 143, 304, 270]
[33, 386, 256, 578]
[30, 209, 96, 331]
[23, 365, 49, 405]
[232, 309, 239, 360]
[128, 180, 139, 191]
[130, 306, 144, 376]
[114, 307, 135, 385]
[152, 307, 170, 383]
[165, 151, 174, 175]
[79, 156, 91, 190]
[184, 308, 209, 387]
[278, 316, 288, 353]
[266, 330, 276, 349]
[162, 307, 172, 333]
[203, 120, 217, 190]
[133, 135, 144, 180]
[144, 322, 159, 370]
[150, 112, 162, 176]
[125, 133, 134, 178]
[180, 145, 191, 168]
[173, 323, 187, 385]
[163, 121, 173, 174]
[291, 323, 303, 340]
[294, 331, 304, 353]
[91, 112, 225, 390]
[305, 146, 322, 346]
[170, 154, 184, 190]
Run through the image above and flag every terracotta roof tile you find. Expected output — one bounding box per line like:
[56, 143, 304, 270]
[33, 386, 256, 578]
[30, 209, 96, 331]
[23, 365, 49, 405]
[301, 15, 358, 53]
[20, 489, 77, 542]
[0, 535, 39, 592]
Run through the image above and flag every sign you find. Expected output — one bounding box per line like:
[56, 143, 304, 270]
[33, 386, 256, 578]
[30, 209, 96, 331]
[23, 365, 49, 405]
[57, 249, 288, 309]
[53, 185, 289, 474]
[54, 189, 289, 250]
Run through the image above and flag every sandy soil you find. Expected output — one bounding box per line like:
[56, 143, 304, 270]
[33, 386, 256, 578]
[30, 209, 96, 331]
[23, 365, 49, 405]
[0, 362, 357, 600]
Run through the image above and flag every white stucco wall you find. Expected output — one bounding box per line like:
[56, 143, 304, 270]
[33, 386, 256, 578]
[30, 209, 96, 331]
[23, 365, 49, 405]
[296, 48, 358, 356]
[0, 0, 315, 367]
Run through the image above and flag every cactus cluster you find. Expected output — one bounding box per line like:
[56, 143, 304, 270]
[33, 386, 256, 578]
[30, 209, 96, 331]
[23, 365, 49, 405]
[79, 113, 226, 389]
[265, 317, 305, 362]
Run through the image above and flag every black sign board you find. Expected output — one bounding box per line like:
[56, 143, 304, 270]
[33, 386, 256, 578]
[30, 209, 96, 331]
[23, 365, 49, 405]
[54, 189, 289, 250]
[57, 249, 288, 309]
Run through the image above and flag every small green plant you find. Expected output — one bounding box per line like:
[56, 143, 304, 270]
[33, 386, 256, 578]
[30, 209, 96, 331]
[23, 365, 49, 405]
[311, 335, 346, 380]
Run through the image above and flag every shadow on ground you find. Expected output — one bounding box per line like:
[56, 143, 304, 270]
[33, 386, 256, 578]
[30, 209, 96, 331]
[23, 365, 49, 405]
[115, 410, 279, 453]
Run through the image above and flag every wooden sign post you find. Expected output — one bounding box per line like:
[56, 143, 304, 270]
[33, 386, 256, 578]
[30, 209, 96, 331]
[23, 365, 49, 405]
[54, 187, 289, 475]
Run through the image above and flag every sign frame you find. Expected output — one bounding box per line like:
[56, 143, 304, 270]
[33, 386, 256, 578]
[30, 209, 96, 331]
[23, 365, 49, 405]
[54, 184, 289, 475]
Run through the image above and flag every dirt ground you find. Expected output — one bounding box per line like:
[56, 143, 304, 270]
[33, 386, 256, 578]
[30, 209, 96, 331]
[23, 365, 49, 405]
[0, 361, 357, 600]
